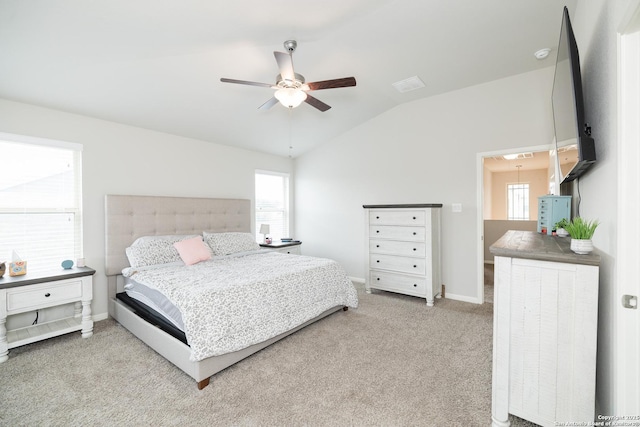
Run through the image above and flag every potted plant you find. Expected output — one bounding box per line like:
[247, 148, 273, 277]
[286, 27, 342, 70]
[554, 218, 570, 237]
[564, 217, 599, 254]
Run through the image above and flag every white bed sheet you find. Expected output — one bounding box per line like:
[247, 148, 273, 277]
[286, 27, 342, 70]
[122, 250, 358, 361]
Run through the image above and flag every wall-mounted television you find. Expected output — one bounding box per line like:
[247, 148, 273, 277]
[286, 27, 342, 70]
[552, 6, 596, 183]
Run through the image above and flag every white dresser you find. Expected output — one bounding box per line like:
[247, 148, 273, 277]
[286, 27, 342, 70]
[489, 231, 599, 427]
[363, 204, 442, 306]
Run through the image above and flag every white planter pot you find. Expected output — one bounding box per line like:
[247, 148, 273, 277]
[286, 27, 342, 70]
[556, 228, 569, 237]
[570, 238, 593, 254]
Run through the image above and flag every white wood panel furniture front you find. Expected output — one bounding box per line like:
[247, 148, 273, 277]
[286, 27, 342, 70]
[104, 195, 349, 390]
[0, 267, 95, 362]
[490, 230, 600, 427]
[259, 241, 302, 255]
[363, 204, 442, 306]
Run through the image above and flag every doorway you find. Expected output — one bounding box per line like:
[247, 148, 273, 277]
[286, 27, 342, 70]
[476, 144, 553, 304]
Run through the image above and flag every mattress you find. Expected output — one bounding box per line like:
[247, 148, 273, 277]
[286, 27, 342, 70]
[124, 276, 184, 330]
[116, 292, 187, 344]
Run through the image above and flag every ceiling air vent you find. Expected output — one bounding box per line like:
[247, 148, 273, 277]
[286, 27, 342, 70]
[392, 76, 425, 93]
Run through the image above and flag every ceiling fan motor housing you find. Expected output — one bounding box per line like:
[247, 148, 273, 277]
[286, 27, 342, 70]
[283, 40, 297, 53]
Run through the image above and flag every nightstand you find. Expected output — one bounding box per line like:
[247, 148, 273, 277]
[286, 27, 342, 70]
[0, 266, 95, 363]
[259, 241, 302, 255]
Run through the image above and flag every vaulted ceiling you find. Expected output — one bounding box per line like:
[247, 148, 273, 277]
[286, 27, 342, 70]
[0, 0, 576, 157]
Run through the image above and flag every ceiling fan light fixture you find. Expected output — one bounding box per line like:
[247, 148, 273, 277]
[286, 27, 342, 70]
[274, 88, 307, 108]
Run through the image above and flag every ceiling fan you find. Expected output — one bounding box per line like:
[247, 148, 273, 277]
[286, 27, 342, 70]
[220, 40, 356, 112]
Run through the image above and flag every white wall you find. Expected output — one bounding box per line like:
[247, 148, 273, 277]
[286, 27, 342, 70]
[572, 0, 636, 416]
[294, 67, 554, 302]
[0, 98, 292, 323]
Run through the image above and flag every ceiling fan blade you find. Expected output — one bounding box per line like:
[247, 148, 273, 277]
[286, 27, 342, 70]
[220, 78, 273, 88]
[304, 94, 331, 112]
[274, 51, 295, 84]
[306, 77, 356, 91]
[258, 97, 279, 110]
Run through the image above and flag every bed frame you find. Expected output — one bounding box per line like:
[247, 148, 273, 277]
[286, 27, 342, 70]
[105, 194, 345, 390]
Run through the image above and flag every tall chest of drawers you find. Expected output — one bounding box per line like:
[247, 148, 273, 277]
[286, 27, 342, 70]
[537, 195, 571, 235]
[363, 204, 443, 306]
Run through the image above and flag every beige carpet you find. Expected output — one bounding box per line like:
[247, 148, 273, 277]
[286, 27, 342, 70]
[0, 283, 535, 426]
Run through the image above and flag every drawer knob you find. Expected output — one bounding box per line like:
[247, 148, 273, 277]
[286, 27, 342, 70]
[376, 278, 380, 281]
[413, 248, 417, 251]
[376, 230, 380, 233]
[413, 232, 416, 235]
[413, 265, 417, 268]
[45, 293, 51, 297]
[413, 284, 417, 287]
[376, 216, 380, 219]
[376, 244, 380, 248]
[413, 216, 416, 220]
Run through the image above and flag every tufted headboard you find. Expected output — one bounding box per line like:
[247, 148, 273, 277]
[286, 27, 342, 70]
[104, 195, 251, 276]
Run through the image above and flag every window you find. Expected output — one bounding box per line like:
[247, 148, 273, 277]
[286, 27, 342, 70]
[255, 170, 289, 242]
[507, 183, 529, 220]
[0, 134, 83, 273]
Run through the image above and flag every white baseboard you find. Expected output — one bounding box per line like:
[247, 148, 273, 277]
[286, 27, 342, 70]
[93, 312, 109, 322]
[445, 293, 483, 305]
[349, 276, 365, 285]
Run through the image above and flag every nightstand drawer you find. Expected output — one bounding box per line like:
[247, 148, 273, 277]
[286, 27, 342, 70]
[6, 279, 83, 313]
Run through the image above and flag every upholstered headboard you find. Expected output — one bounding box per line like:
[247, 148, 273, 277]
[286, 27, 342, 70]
[104, 195, 251, 276]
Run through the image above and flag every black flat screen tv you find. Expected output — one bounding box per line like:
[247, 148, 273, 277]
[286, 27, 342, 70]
[552, 6, 596, 183]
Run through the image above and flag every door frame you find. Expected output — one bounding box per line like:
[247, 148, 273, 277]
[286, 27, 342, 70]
[615, 0, 640, 415]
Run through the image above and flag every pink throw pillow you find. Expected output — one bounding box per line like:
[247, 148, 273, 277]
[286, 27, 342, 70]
[174, 237, 211, 266]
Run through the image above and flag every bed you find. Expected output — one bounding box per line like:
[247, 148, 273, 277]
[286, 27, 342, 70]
[105, 194, 358, 390]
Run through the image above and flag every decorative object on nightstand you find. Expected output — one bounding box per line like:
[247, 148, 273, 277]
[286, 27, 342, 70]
[0, 262, 5, 278]
[8, 250, 27, 277]
[61, 259, 74, 269]
[259, 224, 270, 244]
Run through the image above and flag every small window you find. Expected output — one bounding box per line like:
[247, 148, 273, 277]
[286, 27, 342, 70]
[0, 134, 83, 273]
[507, 183, 529, 220]
[255, 170, 289, 242]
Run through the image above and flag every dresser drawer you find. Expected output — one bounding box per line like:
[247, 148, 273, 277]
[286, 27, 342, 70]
[6, 280, 83, 313]
[369, 225, 425, 241]
[369, 271, 426, 295]
[370, 254, 426, 275]
[369, 210, 425, 226]
[370, 240, 426, 257]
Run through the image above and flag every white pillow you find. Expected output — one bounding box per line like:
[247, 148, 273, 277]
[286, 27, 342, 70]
[203, 232, 259, 256]
[126, 235, 200, 268]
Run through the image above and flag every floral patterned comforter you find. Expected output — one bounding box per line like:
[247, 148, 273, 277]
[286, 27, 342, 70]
[123, 251, 358, 361]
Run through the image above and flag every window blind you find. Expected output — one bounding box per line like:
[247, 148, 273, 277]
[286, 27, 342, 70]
[0, 134, 83, 273]
[255, 170, 289, 242]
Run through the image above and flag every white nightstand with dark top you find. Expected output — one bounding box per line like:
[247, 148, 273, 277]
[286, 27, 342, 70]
[259, 241, 302, 255]
[0, 266, 95, 363]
